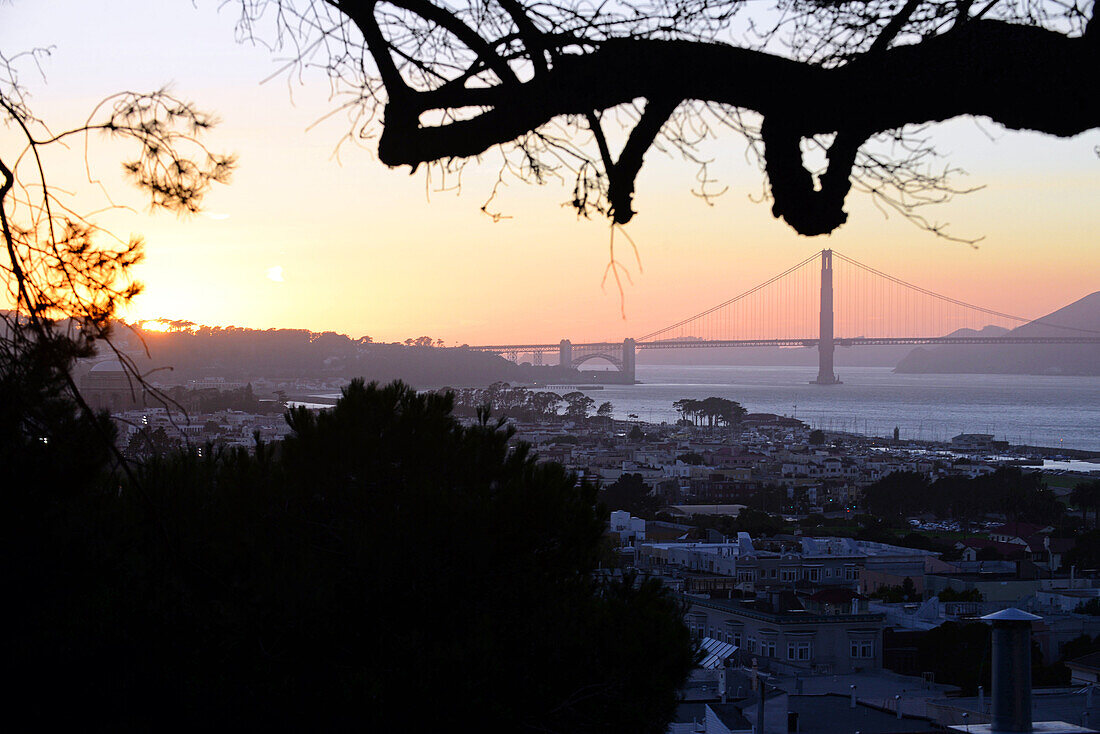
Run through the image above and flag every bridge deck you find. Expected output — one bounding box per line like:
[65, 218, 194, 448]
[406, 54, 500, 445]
[465, 336, 1100, 352]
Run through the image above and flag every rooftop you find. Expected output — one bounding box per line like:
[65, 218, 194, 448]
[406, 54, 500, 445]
[787, 693, 940, 733]
[684, 594, 885, 625]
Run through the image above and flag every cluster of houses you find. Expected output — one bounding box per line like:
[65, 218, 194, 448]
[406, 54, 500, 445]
[509, 417, 1027, 511]
[615, 522, 1100, 733]
[110, 406, 293, 452]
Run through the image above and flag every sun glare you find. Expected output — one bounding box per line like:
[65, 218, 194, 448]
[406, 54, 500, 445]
[139, 319, 173, 333]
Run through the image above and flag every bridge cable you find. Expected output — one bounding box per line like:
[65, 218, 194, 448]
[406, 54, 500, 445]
[832, 251, 1100, 335]
[638, 250, 822, 342]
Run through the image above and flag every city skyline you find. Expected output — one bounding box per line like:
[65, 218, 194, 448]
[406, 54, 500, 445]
[3, 0, 1098, 345]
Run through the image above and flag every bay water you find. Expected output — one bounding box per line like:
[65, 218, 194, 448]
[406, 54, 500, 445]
[587, 365, 1100, 453]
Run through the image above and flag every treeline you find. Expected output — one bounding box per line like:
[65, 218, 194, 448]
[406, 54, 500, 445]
[446, 383, 613, 421]
[5, 379, 694, 730]
[862, 467, 1064, 523]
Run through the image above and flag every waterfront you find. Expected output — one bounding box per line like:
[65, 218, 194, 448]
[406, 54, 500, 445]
[591, 365, 1100, 452]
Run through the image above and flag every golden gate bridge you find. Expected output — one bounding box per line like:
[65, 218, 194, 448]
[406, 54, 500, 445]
[466, 249, 1100, 384]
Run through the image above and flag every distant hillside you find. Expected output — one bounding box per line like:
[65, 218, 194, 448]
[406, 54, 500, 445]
[894, 291, 1100, 375]
[74, 325, 581, 388]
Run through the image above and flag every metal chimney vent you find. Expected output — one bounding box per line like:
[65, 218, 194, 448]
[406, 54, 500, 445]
[981, 608, 1042, 733]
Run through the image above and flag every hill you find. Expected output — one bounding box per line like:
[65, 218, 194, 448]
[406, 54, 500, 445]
[75, 325, 581, 388]
[894, 291, 1100, 375]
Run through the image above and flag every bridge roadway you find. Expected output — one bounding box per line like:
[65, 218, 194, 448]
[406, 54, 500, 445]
[465, 335, 1100, 385]
[465, 251, 1100, 384]
[466, 336, 1100, 352]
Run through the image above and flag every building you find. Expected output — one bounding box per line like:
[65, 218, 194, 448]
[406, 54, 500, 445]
[684, 595, 885, 675]
[81, 359, 150, 412]
[640, 535, 935, 592]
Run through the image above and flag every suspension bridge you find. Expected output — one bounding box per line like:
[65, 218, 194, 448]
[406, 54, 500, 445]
[466, 249, 1100, 384]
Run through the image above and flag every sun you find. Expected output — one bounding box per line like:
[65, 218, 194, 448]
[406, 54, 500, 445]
[139, 319, 173, 333]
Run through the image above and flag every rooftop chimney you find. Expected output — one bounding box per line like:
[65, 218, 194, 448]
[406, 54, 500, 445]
[982, 608, 1041, 733]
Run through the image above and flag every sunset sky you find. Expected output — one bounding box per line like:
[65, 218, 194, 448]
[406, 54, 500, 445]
[3, 0, 1098, 345]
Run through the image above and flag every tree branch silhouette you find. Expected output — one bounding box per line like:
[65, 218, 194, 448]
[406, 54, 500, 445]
[238, 0, 1097, 238]
[1, 49, 235, 460]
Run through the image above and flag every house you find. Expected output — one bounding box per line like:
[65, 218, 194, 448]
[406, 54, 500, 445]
[956, 537, 1028, 561]
[950, 433, 997, 449]
[683, 595, 885, 675]
[990, 522, 1054, 544]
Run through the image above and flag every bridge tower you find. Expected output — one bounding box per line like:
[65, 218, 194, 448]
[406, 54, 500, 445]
[559, 339, 572, 369]
[622, 338, 636, 384]
[813, 249, 841, 385]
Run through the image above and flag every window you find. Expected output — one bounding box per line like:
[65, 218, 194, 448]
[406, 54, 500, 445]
[851, 640, 874, 659]
[825, 568, 833, 578]
[806, 568, 821, 582]
[762, 640, 777, 657]
[747, 637, 758, 654]
[787, 641, 813, 661]
[732, 632, 742, 647]
[738, 570, 756, 582]
[780, 568, 798, 582]
[844, 567, 858, 580]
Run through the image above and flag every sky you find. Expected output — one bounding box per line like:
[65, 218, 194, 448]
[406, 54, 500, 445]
[2, 0, 1098, 345]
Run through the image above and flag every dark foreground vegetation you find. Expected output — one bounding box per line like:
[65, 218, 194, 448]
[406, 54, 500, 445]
[4, 373, 695, 732]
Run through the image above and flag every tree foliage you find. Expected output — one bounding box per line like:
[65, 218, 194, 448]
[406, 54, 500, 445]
[601, 471, 663, 517]
[914, 621, 1070, 693]
[236, 0, 1097, 240]
[870, 576, 918, 602]
[938, 586, 983, 602]
[1064, 529, 1100, 570]
[679, 506, 787, 537]
[1071, 479, 1100, 528]
[673, 396, 745, 427]
[4, 379, 696, 731]
[447, 381, 568, 419]
[862, 467, 1063, 522]
[562, 389, 597, 420]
